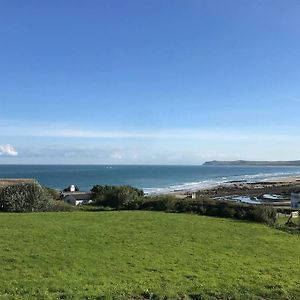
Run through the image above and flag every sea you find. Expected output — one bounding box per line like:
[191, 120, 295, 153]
[1, 164, 300, 195]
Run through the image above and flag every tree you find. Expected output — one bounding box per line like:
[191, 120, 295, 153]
[91, 185, 144, 209]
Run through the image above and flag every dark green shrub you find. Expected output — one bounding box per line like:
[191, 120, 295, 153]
[134, 195, 277, 225]
[91, 185, 144, 209]
[0, 183, 53, 212]
[90, 184, 277, 225]
[219, 204, 236, 218]
[174, 198, 207, 214]
[234, 207, 247, 220]
[247, 205, 277, 225]
[138, 195, 177, 211]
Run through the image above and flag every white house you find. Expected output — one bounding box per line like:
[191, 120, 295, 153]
[291, 193, 300, 209]
[63, 192, 92, 206]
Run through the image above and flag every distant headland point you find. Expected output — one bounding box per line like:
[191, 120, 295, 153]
[203, 160, 300, 166]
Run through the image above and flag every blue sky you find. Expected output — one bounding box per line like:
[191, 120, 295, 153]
[1, 0, 300, 164]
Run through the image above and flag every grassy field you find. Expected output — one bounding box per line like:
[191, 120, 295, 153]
[0, 211, 299, 300]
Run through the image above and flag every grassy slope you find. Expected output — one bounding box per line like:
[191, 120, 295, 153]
[0, 211, 299, 300]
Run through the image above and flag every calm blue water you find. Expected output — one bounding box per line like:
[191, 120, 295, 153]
[1, 165, 300, 194]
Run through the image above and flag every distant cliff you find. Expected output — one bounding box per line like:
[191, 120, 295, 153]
[203, 160, 300, 166]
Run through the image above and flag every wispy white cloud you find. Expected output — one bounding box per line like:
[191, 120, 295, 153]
[1, 120, 300, 142]
[0, 144, 18, 156]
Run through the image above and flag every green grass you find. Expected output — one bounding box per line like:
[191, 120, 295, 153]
[276, 215, 300, 234]
[277, 215, 299, 226]
[0, 211, 299, 300]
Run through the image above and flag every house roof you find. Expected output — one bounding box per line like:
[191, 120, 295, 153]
[64, 192, 91, 200]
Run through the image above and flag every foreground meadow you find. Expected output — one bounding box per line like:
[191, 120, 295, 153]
[0, 211, 299, 299]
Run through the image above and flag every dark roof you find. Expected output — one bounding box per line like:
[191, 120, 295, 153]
[64, 192, 91, 200]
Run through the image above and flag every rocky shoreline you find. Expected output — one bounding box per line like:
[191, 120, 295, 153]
[175, 176, 300, 208]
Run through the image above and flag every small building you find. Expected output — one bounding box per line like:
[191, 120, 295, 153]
[63, 192, 92, 206]
[291, 193, 300, 209]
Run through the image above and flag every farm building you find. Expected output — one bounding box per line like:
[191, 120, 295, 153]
[63, 192, 92, 206]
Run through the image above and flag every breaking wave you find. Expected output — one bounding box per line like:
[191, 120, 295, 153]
[143, 170, 300, 195]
